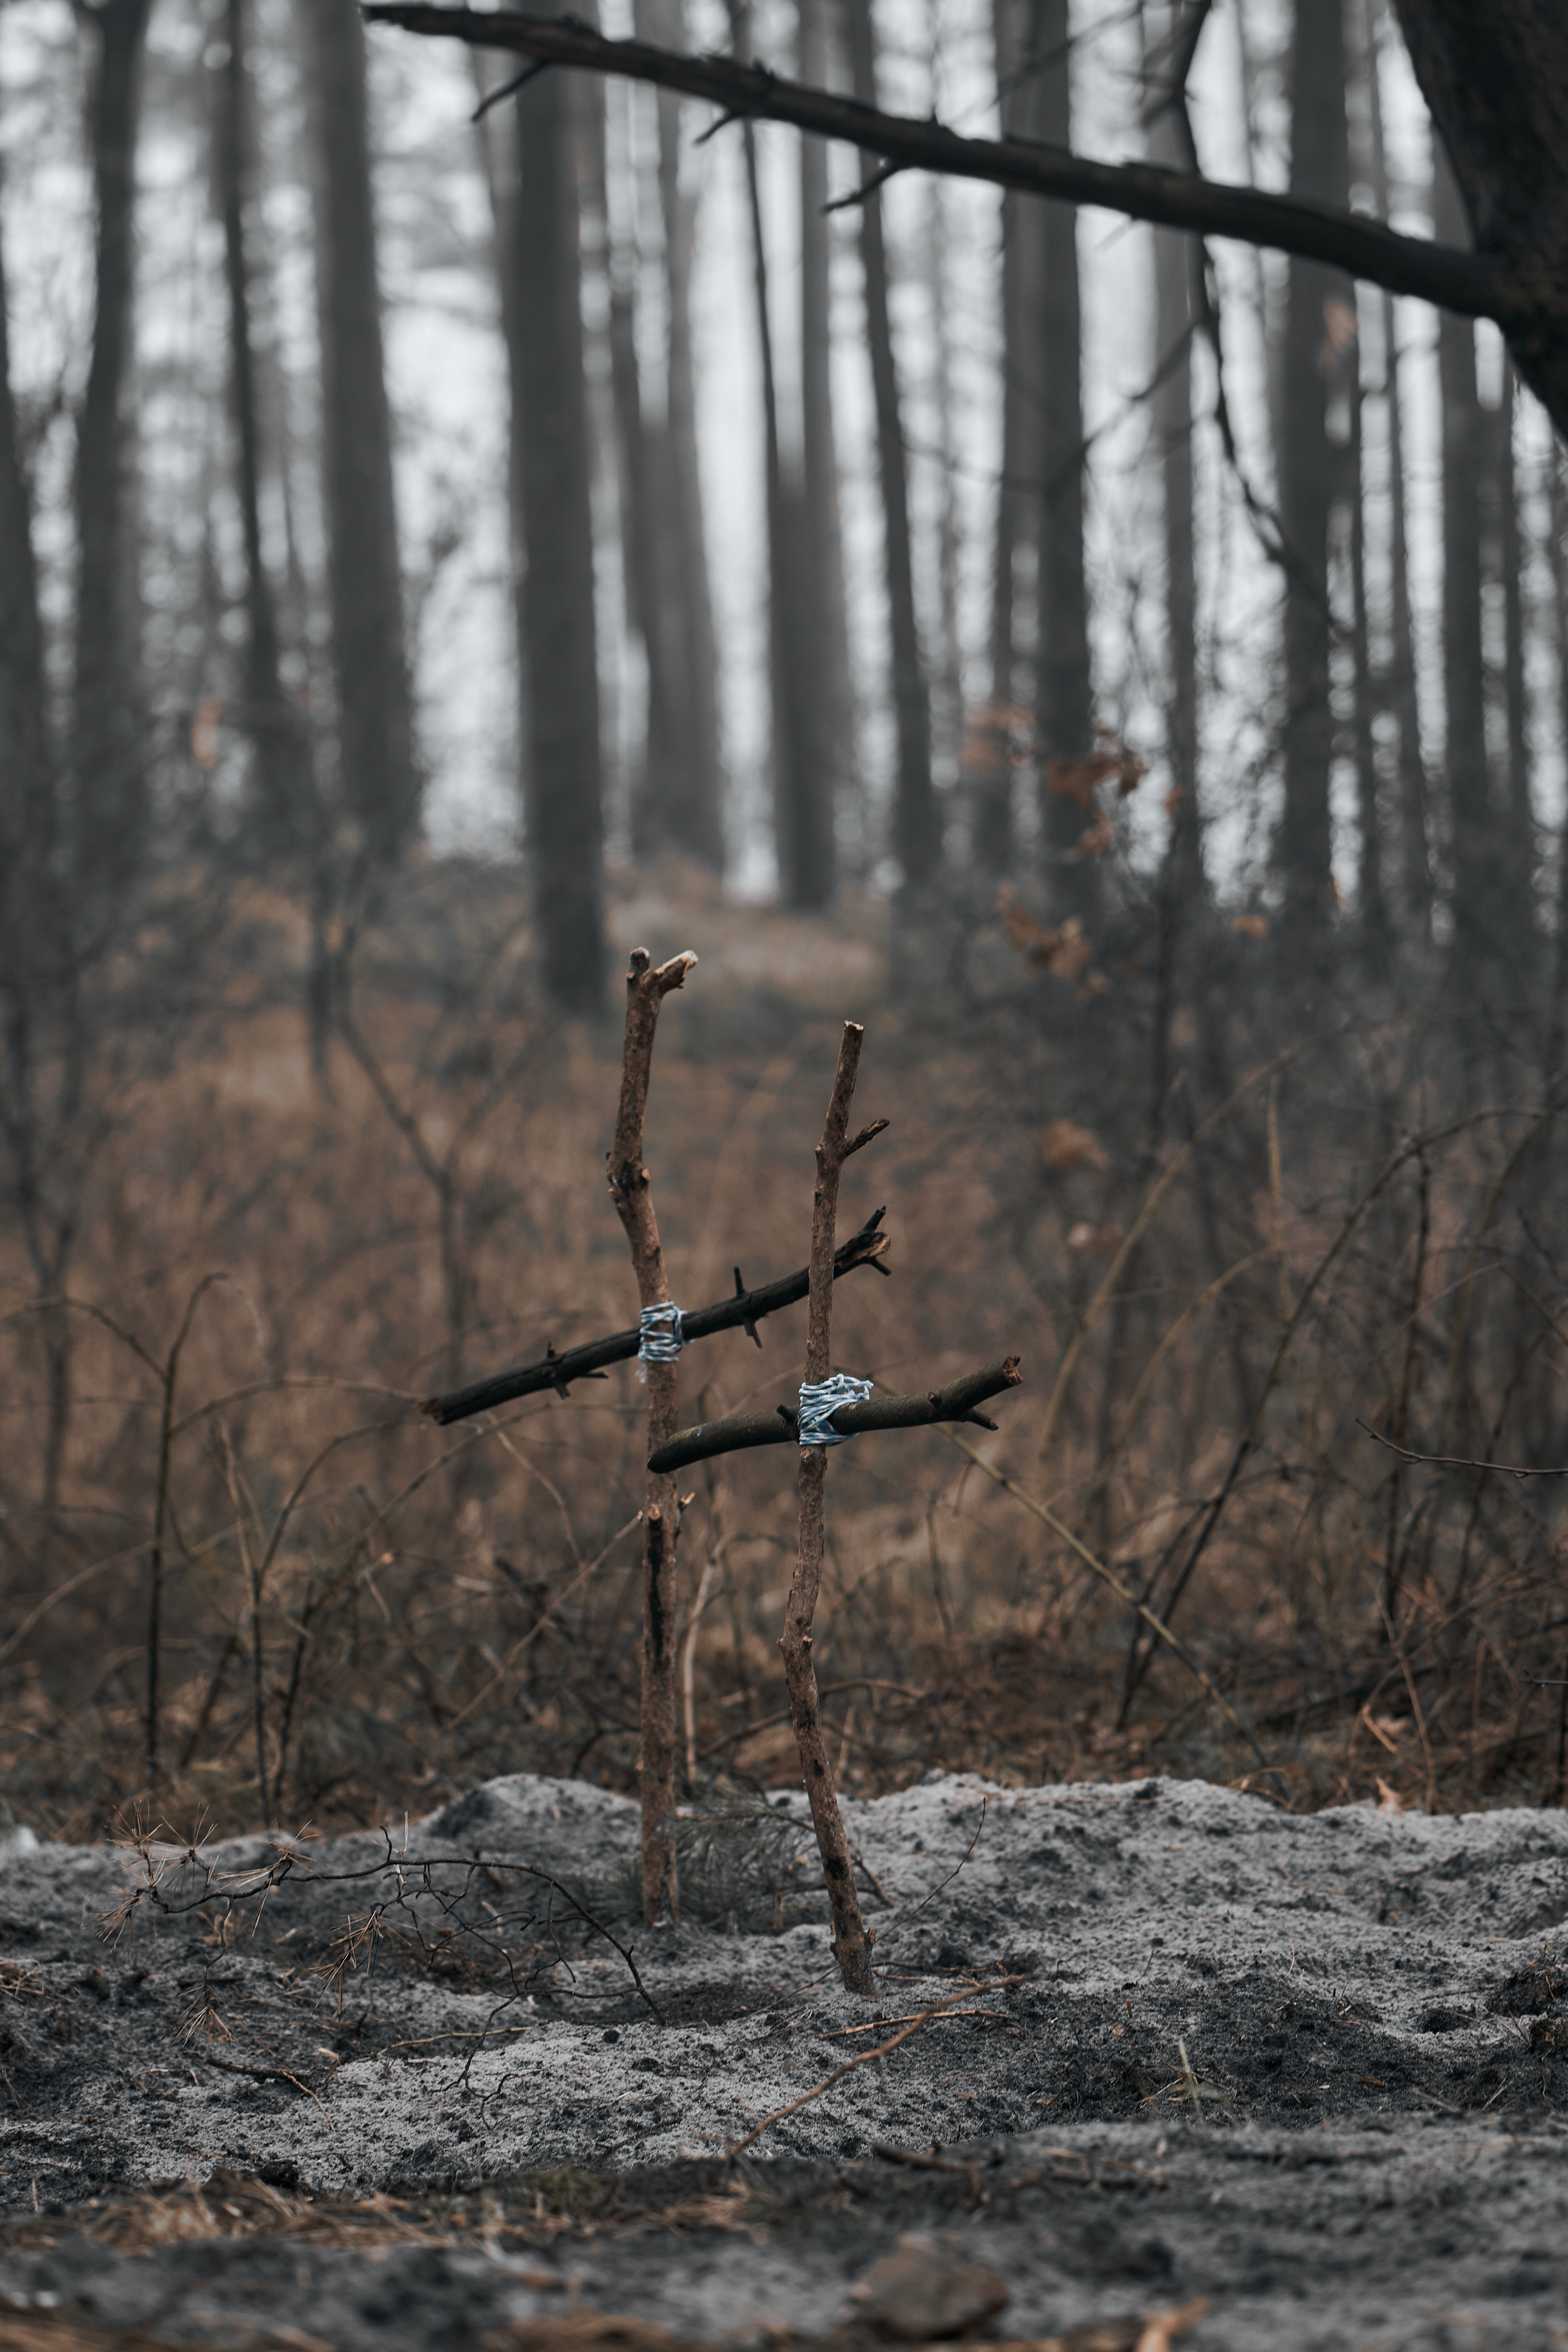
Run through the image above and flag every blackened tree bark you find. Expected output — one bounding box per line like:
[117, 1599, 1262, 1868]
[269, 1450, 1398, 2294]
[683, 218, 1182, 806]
[612, 0, 725, 869]
[1363, 0, 1432, 939]
[1432, 146, 1499, 986]
[1496, 360, 1533, 936]
[1033, 0, 1097, 926]
[794, 0, 855, 878]
[729, 1, 829, 908]
[72, 0, 151, 902]
[1276, 0, 1351, 954]
[302, 0, 420, 872]
[1146, 3, 1203, 1135]
[843, 0, 937, 886]
[507, 27, 608, 1010]
[217, 0, 309, 850]
[1348, 311, 1389, 968]
[0, 225, 55, 899]
[972, 0, 1039, 874]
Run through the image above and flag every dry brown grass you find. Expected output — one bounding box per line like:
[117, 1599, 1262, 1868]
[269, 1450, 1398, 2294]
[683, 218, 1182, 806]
[2, 857, 1565, 1843]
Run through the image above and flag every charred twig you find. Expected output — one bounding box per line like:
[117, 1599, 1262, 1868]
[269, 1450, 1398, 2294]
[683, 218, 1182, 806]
[421, 1207, 891, 1424]
[725, 1974, 1028, 2157]
[649, 1358, 1021, 1473]
[607, 946, 697, 1926]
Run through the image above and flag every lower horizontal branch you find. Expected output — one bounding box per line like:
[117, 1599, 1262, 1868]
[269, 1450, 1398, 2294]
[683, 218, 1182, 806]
[647, 1356, 1022, 1472]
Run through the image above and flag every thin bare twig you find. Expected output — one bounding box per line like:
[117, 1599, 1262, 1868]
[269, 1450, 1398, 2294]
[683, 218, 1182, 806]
[725, 1974, 1028, 2157]
[1359, 1420, 1568, 1480]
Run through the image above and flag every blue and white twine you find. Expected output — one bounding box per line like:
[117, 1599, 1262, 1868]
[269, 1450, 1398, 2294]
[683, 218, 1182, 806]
[637, 1301, 685, 1380]
[797, 1373, 874, 1447]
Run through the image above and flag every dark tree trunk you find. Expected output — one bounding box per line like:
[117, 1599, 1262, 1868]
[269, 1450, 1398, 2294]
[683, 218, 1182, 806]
[1032, 0, 1097, 926]
[1349, 320, 1389, 969]
[1432, 146, 1499, 986]
[729, 3, 829, 908]
[1393, 0, 1568, 437]
[1147, 3, 1203, 1137]
[72, 0, 151, 901]
[630, 0, 725, 869]
[506, 32, 608, 1010]
[302, 0, 420, 872]
[1363, 0, 1431, 938]
[0, 226, 56, 897]
[794, 0, 855, 876]
[1496, 359, 1533, 935]
[1276, 0, 1351, 954]
[843, 0, 937, 886]
[218, 0, 308, 851]
[972, 0, 1039, 875]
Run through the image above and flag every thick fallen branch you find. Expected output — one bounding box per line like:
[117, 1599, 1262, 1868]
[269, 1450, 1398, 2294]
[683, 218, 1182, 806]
[648, 1356, 1022, 1473]
[362, 6, 1504, 323]
[421, 1208, 891, 1424]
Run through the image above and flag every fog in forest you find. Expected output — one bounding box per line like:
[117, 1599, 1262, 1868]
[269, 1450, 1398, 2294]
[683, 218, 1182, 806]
[2, 0, 1567, 1845]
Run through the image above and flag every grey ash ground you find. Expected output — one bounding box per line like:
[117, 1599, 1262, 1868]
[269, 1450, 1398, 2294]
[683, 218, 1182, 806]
[1, 1771, 1566, 2347]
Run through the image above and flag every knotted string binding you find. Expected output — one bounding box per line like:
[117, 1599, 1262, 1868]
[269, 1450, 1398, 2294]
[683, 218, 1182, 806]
[637, 1301, 685, 1381]
[797, 1372, 874, 1447]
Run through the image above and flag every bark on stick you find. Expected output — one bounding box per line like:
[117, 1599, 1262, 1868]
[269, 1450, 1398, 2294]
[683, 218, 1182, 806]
[786, 1022, 878, 1995]
[607, 946, 696, 1925]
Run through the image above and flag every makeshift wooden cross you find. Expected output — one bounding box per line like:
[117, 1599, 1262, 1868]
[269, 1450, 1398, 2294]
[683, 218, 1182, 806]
[420, 963, 1022, 1987]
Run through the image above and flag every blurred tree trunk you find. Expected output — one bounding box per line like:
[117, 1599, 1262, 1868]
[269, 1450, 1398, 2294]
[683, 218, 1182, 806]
[843, 0, 937, 886]
[505, 32, 608, 1011]
[302, 0, 420, 874]
[1146, 4, 1203, 1138]
[973, 0, 1040, 874]
[1276, 0, 1350, 954]
[72, 0, 151, 902]
[1349, 324, 1390, 969]
[649, 0, 725, 869]
[1363, 0, 1431, 938]
[1547, 448, 1568, 1075]
[217, 0, 309, 852]
[1432, 145, 1498, 988]
[1496, 359, 1533, 935]
[0, 225, 55, 896]
[729, 3, 829, 909]
[612, 0, 725, 870]
[794, 0, 855, 878]
[0, 211, 74, 1532]
[1032, 0, 1097, 927]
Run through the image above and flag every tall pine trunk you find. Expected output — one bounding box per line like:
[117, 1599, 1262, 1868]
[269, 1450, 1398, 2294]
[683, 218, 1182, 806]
[1146, 2, 1203, 1136]
[794, 0, 855, 877]
[1432, 145, 1498, 988]
[843, 0, 937, 886]
[72, 0, 151, 902]
[1363, 0, 1431, 938]
[1276, 0, 1351, 955]
[218, 0, 308, 852]
[730, 3, 830, 907]
[1496, 360, 1534, 946]
[303, 0, 419, 874]
[506, 37, 608, 1010]
[1033, 0, 1097, 927]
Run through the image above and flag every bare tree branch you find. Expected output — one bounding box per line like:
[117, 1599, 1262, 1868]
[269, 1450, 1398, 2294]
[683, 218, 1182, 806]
[362, 5, 1504, 321]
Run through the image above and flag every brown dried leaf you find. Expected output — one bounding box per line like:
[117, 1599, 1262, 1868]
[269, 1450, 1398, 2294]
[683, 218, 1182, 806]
[1042, 1120, 1110, 1176]
[1234, 913, 1268, 941]
[1078, 808, 1116, 860]
[191, 696, 225, 772]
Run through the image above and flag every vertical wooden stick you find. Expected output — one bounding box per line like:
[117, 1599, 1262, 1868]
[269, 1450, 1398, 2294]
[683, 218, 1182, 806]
[607, 945, 697, 1925]
[782, 1020, 878, 1995]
